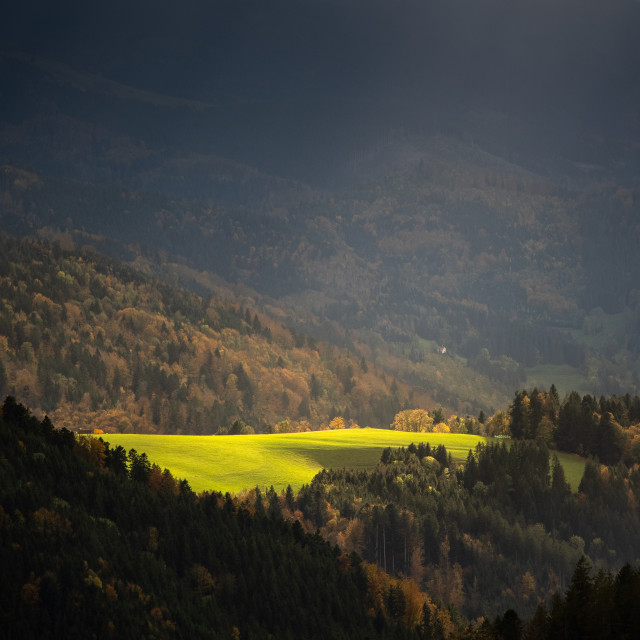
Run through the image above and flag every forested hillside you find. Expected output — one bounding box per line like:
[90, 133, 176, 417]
[0, 234, 406, 433]
[1, 396, 443, 639]
[280, 437, 640, 623]
[2, 44, 639, 416]
[5, 397, 640, 639]
[255, 387, 640, 623]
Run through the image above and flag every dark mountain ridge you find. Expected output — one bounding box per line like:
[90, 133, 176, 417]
[4, 0, 640, 183]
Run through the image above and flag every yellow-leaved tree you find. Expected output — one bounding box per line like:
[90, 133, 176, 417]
[392, 409, 433, 432]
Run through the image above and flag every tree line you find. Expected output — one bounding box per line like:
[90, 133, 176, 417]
[507, 386, 640, 465]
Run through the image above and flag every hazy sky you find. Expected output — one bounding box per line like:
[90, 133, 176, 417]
[6, 0, 639, 111]
[3, 0, 639, 179]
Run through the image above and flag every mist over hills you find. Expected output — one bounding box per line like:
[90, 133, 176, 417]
[1, 0, 640, 414]
[4, 0, 640, 180]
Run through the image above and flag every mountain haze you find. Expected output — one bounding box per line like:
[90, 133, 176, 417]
[1, 0, 639, 415]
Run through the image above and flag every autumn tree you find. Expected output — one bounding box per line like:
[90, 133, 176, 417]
[392, 409, 433, 432]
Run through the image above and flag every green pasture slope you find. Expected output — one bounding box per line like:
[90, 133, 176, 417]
[554, 451, 586, 492]
[102, 429, 485, 494]
[101, 430, 586, 495]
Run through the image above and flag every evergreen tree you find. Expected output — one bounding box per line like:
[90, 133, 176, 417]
[297, 396, 310, 417]
[546, 591, 566, 640]
[525, 603, 549, 640]
[509, 390, 530, 440]
[419, 602, 433, 640]
[596, 412, 622, 465]
[463, 450, 479, 490]
[579, 395, 599, 456]
[432, 406, 445, 425]
[285, 484, 295, 511]
[613, 564, 640, 640]
[550, 454, 571, 499]
[267, 486, 282, 519]
[564, 556, 593, 639]
[578, 458, 603, 500]
[386, 584, 406, 620]
[555, 391, 582, 452]
[229, 418, 246, 435]
[254, 486, 265, 516]
[310, 373, 322, 400]
[549, 384, 560, 416]
[106, 444, 128, 475]
[0, 358, 6, 396]
[494, 609, 522, 640]
[128, 448, 151, 483]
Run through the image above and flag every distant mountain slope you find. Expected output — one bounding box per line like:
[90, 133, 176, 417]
[1, 44, 639, 415]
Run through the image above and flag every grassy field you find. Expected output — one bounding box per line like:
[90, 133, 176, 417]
[554, 451, 587, 492]
[101, 429, 586, 495]
[102, 429, 487, 494]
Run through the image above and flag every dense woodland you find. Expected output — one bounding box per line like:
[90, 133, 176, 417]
[506, 387, 640, 466]
[4, 397, 640, 639]
[2, 121, 640, 417]
[286, 436, 640, 622]
[3, 233, 640, 628]
[0, 396, 465, 639]
[367, 387, 640, 619]
[0, 233, 405, 434]
[390, 388, 640, 467]
[2, 14, 640, 417]
[5, 233, 640, 453]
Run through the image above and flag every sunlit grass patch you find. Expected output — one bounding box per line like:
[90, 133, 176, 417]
[102, 429, 487, 494]
[554, 451, 586, 492]
[102, 429, 586, 495]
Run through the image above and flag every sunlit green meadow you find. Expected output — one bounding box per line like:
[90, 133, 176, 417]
[553, 451, 586, 492]
[102, 429, 487, 494]
[101, 429, 586, 495]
